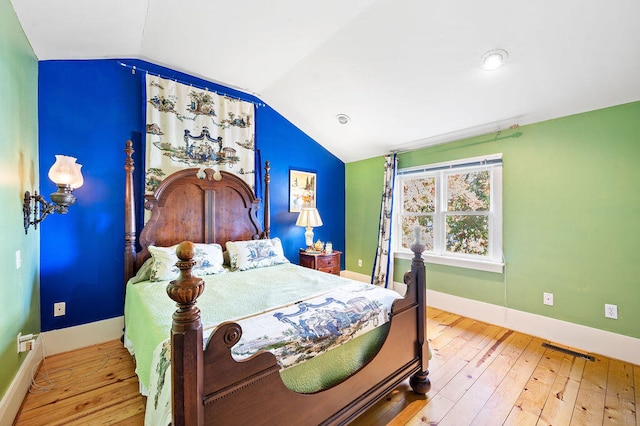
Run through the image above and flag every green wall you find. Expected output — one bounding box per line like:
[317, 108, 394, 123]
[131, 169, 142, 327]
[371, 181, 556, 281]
[0, 0, 40, 400]
[345, 156, 385, 273]
[346, 101, 640, 339]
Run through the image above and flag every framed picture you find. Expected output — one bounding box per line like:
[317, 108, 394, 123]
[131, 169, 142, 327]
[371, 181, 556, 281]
[289, 169, 316, 212]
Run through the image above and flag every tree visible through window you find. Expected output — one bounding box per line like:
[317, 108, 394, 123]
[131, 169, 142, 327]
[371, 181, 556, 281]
[401, 177, 435, 251]
[395, 155, 502, 269]
[446, 170, 490, 256]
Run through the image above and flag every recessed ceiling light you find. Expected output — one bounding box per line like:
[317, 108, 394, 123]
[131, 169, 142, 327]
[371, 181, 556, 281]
[336, 114, 351, 125]
[480, 49, 508, 71]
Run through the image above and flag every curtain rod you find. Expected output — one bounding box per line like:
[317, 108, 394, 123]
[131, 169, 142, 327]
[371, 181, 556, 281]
[397, 156, 503, 175]
[118, 61, 266, 108]
[390, 119, 522, 155]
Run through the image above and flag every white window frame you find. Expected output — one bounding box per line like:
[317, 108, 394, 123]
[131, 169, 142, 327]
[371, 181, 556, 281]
[393, 154, 504, 273]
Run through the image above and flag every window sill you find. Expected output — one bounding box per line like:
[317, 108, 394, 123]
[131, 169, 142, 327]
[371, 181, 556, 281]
[394, 251, 504, 273]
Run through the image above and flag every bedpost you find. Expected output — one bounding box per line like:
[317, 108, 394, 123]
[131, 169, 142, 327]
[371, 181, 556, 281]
[124, 140, 136, 283]
[264, 161, 271, 238]
[167, 242, 205, 426]
[407, 226, 431, 394]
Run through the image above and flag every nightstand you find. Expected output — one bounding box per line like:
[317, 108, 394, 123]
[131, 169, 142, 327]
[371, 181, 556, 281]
[299, 251, 341, 275]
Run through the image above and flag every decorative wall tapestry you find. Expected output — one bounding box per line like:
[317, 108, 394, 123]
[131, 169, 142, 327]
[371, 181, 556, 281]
[145, 74, 256, 194]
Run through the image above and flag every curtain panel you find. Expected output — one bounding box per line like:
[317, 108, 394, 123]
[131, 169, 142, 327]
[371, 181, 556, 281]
[372, 154, 397, 287]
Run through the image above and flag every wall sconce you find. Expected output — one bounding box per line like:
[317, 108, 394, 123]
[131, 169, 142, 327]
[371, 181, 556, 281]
[295, 207, 323, 251]
[23, 155, 84, 234]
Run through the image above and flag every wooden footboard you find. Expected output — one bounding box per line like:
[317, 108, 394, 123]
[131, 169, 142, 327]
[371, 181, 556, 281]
[167, 236, 430, 426]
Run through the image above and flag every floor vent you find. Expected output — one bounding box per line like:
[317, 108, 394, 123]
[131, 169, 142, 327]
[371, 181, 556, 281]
[541, 342, 595, 361]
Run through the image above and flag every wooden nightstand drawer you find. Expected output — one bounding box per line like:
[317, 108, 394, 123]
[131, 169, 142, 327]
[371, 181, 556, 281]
[299, 251, 341, 275]
[318, 265, 340, 275]
[316, 255, 339, 269]
[299, 256, 315, 269]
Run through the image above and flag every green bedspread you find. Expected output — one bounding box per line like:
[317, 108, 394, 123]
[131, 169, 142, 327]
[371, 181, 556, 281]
[124, 262, 395, 394]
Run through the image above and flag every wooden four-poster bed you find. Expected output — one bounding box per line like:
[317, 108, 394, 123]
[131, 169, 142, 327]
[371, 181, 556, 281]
[122, 140, 430, 425]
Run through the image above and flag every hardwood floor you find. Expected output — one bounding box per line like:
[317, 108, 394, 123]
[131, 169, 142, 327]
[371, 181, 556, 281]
[14, 340, 145, 425]
[15, 308, 639, 425]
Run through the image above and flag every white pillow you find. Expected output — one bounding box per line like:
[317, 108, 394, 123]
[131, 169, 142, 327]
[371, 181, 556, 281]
[148, 245, 179, 281]
[148, 243, 225, 281]
[192, 243, 225, 276]
[225, 238, 289, 271]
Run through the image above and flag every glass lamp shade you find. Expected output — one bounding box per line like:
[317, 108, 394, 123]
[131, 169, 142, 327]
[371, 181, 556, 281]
[295, 208, 323, 228]
[48, 155, 84, 189]
[71, 163, 84, 189]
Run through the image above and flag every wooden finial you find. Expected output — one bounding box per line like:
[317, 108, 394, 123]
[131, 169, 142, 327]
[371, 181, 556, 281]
[410, 225, 425, 260]
[166, 241, 205, 329]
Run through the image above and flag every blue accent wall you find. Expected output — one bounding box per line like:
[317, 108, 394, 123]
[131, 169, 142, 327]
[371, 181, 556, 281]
[38, 59, 345, 331]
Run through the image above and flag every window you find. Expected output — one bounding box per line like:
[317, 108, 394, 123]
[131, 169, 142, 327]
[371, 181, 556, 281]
[394, 154, 503, 273]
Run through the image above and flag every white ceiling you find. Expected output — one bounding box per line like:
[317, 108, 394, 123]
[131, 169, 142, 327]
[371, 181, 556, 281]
[11, 0, 640, 162]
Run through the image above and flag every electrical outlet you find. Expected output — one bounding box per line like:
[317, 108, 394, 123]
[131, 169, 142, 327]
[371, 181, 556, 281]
[17, 332, 36, 353]
[54, 302, 66, 317]
[358, 259, 362, 267]
[15, 250, 22, 269]
[543, 292, 554, 306]
[605, 304, 618, 319]
[19, 339, 35, 352]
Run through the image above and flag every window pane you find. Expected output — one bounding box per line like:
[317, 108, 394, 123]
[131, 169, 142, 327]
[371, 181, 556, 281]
[445, 215, 489, 255]
[401, 215, 434, 251]
[447, 171, 490, 212]
[403, 177, 435, 213]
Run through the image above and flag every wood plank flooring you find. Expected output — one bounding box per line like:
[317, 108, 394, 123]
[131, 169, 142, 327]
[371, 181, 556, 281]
[14, 340, 145, 425]
[14, 308, 639, 425]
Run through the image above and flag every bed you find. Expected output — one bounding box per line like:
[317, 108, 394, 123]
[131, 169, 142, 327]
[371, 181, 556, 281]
[123, 140, 430, 425]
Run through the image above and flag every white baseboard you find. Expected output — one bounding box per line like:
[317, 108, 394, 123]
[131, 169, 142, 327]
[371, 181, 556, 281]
[343, 269, 640, 365]
[426, 288, 640, 365]
[41, 316, 124, 356]
[340, 270, 370, 283]
[0, 335, 43, 426]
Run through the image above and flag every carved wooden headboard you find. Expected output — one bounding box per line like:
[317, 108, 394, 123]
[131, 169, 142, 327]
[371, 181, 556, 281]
[123, 140, 270, 282]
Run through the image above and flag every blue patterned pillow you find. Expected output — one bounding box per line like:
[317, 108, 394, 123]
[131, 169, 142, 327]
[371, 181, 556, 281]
[225, 238, 289, 271]
[148, 243, 225, 281]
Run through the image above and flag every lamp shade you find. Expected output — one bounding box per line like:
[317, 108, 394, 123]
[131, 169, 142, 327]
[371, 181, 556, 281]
[48, 155, 84, 189]
[296, 208, 323, 228]
[70, 163, 84, 189]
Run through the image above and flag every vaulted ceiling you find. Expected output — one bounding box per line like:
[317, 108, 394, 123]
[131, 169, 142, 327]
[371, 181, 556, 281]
[11, 0, 640, 162]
